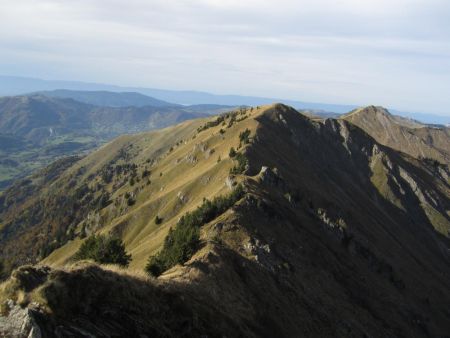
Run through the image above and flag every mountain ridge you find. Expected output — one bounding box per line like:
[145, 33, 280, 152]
[1, 103, 449, 336]
[341, 105, 450, 165]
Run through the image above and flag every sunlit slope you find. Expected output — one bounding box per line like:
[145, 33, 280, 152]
[342, 106, 450, 164]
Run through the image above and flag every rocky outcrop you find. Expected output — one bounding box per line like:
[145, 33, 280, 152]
[259, 166, 285, 189]
[0, 301, 41, 338]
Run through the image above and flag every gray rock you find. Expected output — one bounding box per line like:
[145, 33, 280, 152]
[225, 176, 236, 190]
[0, 301, 42, 338]
[259, 166, 285, 189]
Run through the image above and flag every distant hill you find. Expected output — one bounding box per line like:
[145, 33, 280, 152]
[0, 104, 449, 336]
[0, 94, 210, 189]
[341, 106, 450, 164]
[0, 95, 204, 143]
[33, 89, 178, 108]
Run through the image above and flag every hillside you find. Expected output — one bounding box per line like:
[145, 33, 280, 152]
[0, 94, 208, 189]
[0, 104, 449, 336]
[342, 106, 450, 164]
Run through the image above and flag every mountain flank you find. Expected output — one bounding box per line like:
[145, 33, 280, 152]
[0, 104, 449, 336]
[342, 106, 450, 164]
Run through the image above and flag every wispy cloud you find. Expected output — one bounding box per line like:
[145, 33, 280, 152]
[0, 0, 449, 114]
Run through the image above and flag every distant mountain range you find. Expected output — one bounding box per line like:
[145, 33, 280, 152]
[33, 89, 179, 108]
[2, 75, 448, 124]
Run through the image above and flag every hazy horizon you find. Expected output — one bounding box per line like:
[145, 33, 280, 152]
[1, 0, 449, 116]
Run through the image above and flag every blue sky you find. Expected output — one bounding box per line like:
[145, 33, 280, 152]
[0, 0, 449, 115]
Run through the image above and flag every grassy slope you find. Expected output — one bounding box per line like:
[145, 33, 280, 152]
[42, 110, 256, 269]
[37, 104, 449, 269]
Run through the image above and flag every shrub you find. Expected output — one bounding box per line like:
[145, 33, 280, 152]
[197, 115, 226, 132]
[230, 153, 248, 175]
[229, 147, 237, 158]
[97, 192, 111, 210]
[146, 185, 245, 277]
[239, 128, 251, 144]
[155, 215, 163, 224]
[101, 168, 114, 183]
[0, 259, 5, 280]
[73, 234, 131, 267]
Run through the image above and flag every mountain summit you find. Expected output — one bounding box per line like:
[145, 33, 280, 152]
[342, 105, 450, 164]
[0, 104, 449, 336]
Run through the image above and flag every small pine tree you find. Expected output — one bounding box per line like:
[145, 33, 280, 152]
[229, 147, 237, 158]
[142, 169, 150, 178]
[74, 234, 131, 267]
[127, 197, 135, 206]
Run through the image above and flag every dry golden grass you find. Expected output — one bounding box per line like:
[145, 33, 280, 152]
[42, 105, 265, 272]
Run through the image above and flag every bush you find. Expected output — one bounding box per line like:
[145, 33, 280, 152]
[146, 185, 245, 277]
[101, 168, 114, 183]
[230, 153, 248, 175]
[197, 115, 226, 132]
[142, 169, 150, 178]
[97, 192, 111, 210]
[155, 215, 163, 224]
[239, 128, 251, 144]
[73, 234, 131, 267]
[229, 147, 237, 158]
[0, 259, 6, 280]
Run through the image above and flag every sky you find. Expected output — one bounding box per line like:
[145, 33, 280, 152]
[0, 0, 449, 115]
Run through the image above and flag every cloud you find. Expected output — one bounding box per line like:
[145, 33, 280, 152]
[0, 0, 449, 114]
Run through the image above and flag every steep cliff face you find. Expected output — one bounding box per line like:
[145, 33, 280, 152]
[1, 104, 449, 337]
[341, 105, 450, 164]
